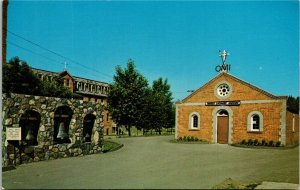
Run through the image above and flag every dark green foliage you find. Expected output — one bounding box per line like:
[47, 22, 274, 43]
[241, 139, 246, 145]
[187, 136, 191, 142]
[287, 96, 299, 114]
[268, 140, 274, 147]
[247, 139, 253, 146]
[3, 57, 41, 94]
[40, 76, 72, 98]
[3, 56, 73, 98]
[107, 59, 149, 136]
[276, 141, 281, 147]
[261, 139, 266, 146]
[108, 59, 174, 136]
[177, 136, 200, 142]
[254, 139, 259, 146]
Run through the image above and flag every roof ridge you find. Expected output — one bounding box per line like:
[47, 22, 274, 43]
[181, 72, 279, 102]
[224, 73, 279, 99]
[182, 72, 224, 103]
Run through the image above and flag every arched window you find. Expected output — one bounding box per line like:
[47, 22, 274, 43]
[251, 114, 260, 131]
[189, 112, 200, 130]
[247, 111, 263, 132]
[192, 115, 198, 128]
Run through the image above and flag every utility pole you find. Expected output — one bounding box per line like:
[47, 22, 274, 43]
[2, 0, 9, 64]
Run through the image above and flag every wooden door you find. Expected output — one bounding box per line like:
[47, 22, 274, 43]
[217, 116, 229, 144]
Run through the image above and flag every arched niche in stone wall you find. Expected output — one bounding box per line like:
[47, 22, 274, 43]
[19, 110, 41, 146]
[53, 106, 73, 144]
[83, 114, 96, 143]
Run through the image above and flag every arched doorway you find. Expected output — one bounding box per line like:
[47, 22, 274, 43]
[53, 106, 73, 144]
[83, 114, 96, 143]
[217, 110, 229, 144]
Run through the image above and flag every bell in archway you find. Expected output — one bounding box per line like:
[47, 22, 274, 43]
[57, 122, 68, 139]
[25, 129, 35, 141]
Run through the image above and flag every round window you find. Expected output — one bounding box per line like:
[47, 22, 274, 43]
[217, 83, 231, 97]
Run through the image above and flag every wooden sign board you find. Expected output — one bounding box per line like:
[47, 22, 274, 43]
[205, 100, 241, 106]
[6, 127, 21, 140]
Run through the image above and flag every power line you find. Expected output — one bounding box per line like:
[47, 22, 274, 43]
[6, 29, 113, 79]
[8, 41, 63, 65]
[8, 41, 111, 80]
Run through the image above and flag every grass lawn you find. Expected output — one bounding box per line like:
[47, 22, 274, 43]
[102, 140, 123, 153]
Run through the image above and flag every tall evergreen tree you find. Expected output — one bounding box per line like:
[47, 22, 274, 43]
[107, 59, 148, 136]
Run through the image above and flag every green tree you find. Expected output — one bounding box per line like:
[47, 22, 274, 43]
[151, 78, 173, 134]
[3, 56, 73, 98]
[287, 96, 299, 113]
[40, 76, 72, 98]
[136, 78, 174, 135]
[107, 59, 148, 136]
[3, 57, 41, 94]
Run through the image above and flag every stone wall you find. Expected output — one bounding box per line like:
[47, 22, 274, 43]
[2, 93, 105, 167]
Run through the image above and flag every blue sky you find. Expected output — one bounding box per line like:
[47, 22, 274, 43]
[7, 1, 299, 101]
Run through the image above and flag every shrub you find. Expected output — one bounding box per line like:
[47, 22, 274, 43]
[268, 140, 274, 147]
[247, 139, 253, 146]
[194, 137, 199, 141]
[254, 139, 259, 146]
[190, 136, 195, 141]
[178, 137, 182, 141]
[183, 136, 187, 141]
[241, 139, 246, 145]
[261, 139, 266, 146]
[275, 141, 281, 147]
[187, 136, 191, 142]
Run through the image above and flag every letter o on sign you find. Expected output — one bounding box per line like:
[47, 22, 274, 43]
[215, 65, 222, 72]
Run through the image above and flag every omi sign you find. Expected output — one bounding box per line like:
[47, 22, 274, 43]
[215, 50, 231, 73]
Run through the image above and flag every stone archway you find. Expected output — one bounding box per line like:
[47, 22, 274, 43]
[53, 106, 73, 144]
[19, 110, 41, 146]
[83, 114, 96, 143]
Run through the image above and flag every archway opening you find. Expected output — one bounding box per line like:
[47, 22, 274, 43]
[53, 106, 73, 144]
[83, 114, 96, 143]
[19, 110, 41, 146]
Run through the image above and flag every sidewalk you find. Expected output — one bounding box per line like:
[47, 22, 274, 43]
[255, 181, 299, 189]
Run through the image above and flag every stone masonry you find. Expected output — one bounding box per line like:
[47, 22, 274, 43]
[2, 93, 105, 167]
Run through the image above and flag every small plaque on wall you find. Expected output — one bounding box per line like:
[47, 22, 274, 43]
[6, 127, 21, 140]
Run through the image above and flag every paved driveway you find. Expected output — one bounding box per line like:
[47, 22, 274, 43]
[2, 136, 299, 189]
